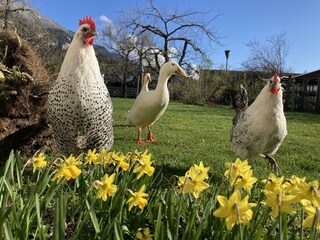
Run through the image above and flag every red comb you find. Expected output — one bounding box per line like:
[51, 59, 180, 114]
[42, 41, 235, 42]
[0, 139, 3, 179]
[79, 16, 96, 29]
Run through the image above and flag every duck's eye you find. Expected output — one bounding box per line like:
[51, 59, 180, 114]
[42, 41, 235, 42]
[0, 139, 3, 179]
[172, 63, 174, 66]
[82, 27, 88, 32]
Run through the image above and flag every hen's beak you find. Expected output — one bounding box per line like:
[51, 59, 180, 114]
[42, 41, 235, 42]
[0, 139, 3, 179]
[176, 66, 187, 78]
[89, 29, 98, 37]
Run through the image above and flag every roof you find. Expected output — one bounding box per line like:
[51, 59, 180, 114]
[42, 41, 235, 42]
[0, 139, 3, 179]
[294, 69, 320, 79]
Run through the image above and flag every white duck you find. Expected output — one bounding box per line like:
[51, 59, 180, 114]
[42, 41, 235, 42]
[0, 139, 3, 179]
[127, 61, 187, 145]
[141, 73, 152, 92]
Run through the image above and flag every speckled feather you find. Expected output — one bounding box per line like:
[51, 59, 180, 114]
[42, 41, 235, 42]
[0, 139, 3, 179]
[48, 21, 113, 155]
[231, 76, 287, 161]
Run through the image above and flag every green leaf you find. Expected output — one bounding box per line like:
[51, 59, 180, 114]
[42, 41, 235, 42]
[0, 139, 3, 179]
[114, 219, 124, 240]
[35, 193, 46, 240]
[86, 199, 101, 234]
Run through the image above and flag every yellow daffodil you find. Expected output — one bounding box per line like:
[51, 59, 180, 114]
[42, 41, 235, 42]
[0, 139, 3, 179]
[178, 166, 209, 199]
[289, 179, 320, 205]
[52, 154, 82, 182]
[127, 184, 148, 211]
[32, 152, 47, 172]
[262, 189, 296, 219]
[192, 161, 210, 179]
[94, 173, 118, 201]
[100, 148, 113, 166]
[113, 152, 130, 172]
[213, 190, 256, 230]
[135, 227, 153, 240]
[233, 169, 258, 193]
[224, 158, 251, 180]
[261, 173, 288, 193]
[84, 149, 100, 165]
[301, 200, 320, 230]
[133, 153, 155, 179]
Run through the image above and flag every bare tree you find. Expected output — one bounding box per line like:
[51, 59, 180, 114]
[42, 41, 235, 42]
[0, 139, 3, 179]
[0, 0, 34, 30]
[99, 16, 141, 97]
[242, 33, 291, 76]
[123, 0, 220, 71]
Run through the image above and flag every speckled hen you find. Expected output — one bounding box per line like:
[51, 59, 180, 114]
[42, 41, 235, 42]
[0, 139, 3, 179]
[231, 73, 287, 174]
[48, 16, 114, 154]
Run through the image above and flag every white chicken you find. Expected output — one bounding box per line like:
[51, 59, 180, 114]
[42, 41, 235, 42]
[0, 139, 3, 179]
[231, 73, 287, 174]
[127, 61, 187, 145]
[48, 16, 114, 154]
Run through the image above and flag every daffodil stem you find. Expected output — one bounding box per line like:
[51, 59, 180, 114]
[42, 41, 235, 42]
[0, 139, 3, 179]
[239, 224, 243, 240]
[279, 213, 283, 240]
[300, 209, 304, 240]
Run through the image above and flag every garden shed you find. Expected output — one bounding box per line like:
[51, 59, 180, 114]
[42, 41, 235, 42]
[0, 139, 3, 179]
[284, 70, 320, 112]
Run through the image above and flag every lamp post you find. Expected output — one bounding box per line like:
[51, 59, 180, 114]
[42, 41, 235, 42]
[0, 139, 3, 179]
[137, 64, 144, 95]
[225, 50, 230, 71]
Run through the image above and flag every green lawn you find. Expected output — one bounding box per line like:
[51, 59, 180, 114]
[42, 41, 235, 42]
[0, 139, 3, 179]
[111, 97, 320, 180]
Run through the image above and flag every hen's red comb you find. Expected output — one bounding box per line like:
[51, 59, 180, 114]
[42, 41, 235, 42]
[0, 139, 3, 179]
[79, 16, 96, 29]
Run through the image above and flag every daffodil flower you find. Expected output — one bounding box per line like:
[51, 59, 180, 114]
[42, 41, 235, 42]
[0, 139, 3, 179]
[301, 200, 320, 230]
[233, 169, 258, 193]
[84, 149, 100, 165]
[262, 189, 296, 218]
[213, 190, 256, 230]
[94, 173, 118, 201]
[113, 152, 130, 172]
[52, 154, 82, 182]
[32, 152, 47, 172]
[261, 173, 288, 193]
[224, 158, 252, 180]
[178, 166, 209, 199]
[135, 227, 153, 240]
[192, 161, 210, 179]
[127, 184, 148, 211]
[100, 148, 113, 166]
[133, 153, 155, 179]
[289, 179, 320, 205]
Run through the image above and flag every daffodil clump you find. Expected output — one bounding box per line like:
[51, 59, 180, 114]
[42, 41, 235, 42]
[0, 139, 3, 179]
[4, 151, 320, 239]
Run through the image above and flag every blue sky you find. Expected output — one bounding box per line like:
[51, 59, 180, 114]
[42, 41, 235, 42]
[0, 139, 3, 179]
[32, 0, 320, 73]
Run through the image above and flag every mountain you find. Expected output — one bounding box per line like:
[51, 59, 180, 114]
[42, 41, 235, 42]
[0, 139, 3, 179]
[0, 7, 116, 72]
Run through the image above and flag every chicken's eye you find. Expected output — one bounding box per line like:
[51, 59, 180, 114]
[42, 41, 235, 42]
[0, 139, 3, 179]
[82, 27, 88, 32]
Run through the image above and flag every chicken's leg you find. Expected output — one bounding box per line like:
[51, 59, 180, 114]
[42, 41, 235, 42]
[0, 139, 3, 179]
[264, 154, 281, 176]
[146, 126, 156, 142]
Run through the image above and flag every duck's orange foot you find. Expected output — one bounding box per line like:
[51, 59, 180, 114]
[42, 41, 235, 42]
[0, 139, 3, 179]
[137, 140, 147, 146]
[146, 136, 156, 143]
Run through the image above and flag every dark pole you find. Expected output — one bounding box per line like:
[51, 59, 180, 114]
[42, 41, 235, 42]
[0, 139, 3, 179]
[225, 50, 230, 71]
[137, 64, 144, 95]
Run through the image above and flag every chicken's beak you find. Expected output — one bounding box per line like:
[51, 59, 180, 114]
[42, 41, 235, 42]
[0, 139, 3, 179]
[176, 66, 187, 78]
[89, 29, 98, 37]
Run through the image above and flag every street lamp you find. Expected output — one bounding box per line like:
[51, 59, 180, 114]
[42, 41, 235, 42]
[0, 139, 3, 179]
[225, 50, 230, 71]
[137, 64, 144, 95]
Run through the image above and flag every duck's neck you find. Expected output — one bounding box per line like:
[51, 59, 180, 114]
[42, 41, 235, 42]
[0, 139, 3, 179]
[155, 71, 170, 92]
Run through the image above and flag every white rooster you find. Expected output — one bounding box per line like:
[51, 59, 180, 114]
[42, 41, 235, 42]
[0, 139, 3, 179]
[48, 16, 114, 154]
[231, 73, 287, 174]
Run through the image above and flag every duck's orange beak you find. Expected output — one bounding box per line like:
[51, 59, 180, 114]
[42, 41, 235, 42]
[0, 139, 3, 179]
[176, 66, 187, 78]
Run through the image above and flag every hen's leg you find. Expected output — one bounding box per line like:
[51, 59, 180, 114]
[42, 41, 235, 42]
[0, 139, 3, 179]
[146, 126, 156, 142]
[264, 154, 281, 176]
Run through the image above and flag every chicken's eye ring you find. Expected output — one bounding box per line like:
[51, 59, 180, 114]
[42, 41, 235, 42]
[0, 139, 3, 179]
[82, 27, 88, 32]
